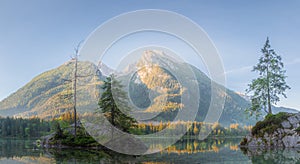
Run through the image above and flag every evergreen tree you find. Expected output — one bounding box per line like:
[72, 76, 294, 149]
[0, 117, 51, 138]
[98, 74, 137, 132]
[246, 38, 290, 117]
[54, 121, 63, 139]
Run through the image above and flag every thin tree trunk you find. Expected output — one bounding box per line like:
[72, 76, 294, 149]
[267, 86, 272, 114]
[111, 98, 115, 139]
[266, 60, 272, 114]
[111, 104, 115, 126]
[73, 56, 78, 137]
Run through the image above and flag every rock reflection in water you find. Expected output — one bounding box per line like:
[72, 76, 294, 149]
[241, 147, 300, 164]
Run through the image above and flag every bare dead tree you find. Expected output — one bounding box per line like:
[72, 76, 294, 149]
[71, 41, 98, 137]
[64, 41, 102, 138]
[62, 42, 81, 138]
[72, 44, 79, 137]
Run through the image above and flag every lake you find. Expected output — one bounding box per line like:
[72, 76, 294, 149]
[0, 138, 299, 163]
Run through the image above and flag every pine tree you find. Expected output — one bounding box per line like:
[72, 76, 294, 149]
[246, 38, 290, 117]
[98, 74, 137, 132]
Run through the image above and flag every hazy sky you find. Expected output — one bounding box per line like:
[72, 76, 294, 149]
[1, 1, 300, 109]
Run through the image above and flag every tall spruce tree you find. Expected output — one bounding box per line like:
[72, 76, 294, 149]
[98, 74, 137, 132]
[246, 38, 290, 117]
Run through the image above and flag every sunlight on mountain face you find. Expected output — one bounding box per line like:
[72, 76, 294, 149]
[110, 49, 197, 123]
[130, 57, 183, 113]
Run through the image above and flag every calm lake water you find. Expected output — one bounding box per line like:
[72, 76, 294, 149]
[0, 138, 299, 164]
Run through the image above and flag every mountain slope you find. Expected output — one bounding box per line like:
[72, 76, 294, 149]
[0, 51, 298, 126]
[115, 50, 255, 126]
[117, 50, 299, 126]
[0, 61, 102, 118]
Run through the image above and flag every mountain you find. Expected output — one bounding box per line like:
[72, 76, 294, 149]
[113, 50, 256, 126]
[0, 50, 298, 126]
[0, 60, 103, 119]
[272, 106, 298, 114]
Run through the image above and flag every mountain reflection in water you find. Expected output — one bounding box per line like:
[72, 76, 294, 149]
[0, 138, 299, 163]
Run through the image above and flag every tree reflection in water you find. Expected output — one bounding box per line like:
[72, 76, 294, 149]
[4, 139, 299, 163]
[0, 138, 252, 163]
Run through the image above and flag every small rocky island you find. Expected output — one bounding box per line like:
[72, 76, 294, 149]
[240, 112, 300, 148]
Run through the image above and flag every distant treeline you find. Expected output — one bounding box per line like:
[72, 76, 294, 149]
[0, 117, 51, 138]
[132, 121, 252, 137]
[0, 111, 252, 139]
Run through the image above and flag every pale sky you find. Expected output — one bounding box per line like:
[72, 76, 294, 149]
[0, 0, 300, 110]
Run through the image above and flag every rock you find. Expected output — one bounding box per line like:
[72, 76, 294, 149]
[282, 136, 300, 147]
[276, 129, 284, 139]
[264, 133, 269, 138]
[41, 133, 55, 148]
[287, 116, 299, 128]
[249, 139, 257, 147]
[283, 129, 294, 135]
[240, 112, 300, 148]
[281, 121, 291, 129]
[277, 128, 284, 134]
[295, 113, 300, 121]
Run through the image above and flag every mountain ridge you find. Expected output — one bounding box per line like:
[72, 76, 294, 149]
[0, 51, 298, 126]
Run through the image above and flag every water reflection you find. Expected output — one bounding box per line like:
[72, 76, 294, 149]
[241, 147, 300, 164]
[142, 138, 249, 164]
[157, 138, 240, 154]
[2, 139, 299, 163]
[0, 138, 249, 163]
[0, 139, 41, 158]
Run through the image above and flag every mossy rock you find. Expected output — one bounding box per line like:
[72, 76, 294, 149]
[251, 112, 293, 137]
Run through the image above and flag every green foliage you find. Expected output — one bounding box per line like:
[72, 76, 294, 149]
[53, 122, 64, 139]
[246, 38, 290, 117]
[60, 127, 99, 147]
[98, 75, 137, 132]
[0, 116, 51, 138]
[47, 116, 103, 147]
[251, 112, 291, 137]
